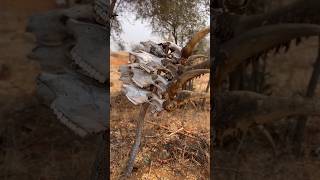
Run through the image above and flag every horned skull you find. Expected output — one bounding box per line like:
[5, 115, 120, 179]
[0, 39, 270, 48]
[119, 27, 210, 177]
[119, 31, 210, 114]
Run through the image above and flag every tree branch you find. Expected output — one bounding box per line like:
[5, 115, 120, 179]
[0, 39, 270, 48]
[215, 91, 320, 139]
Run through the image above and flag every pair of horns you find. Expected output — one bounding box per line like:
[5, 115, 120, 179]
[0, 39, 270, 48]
[216, 23, 320, 85]
[181, 27, 210, 59]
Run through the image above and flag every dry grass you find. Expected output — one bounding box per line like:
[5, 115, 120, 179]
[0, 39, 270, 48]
[110, 51, 210, 179]
[5, 1, 320, 180]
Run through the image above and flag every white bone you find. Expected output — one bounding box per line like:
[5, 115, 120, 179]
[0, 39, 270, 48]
[122, 84, 149, 105]
[120, 41, 184, 113]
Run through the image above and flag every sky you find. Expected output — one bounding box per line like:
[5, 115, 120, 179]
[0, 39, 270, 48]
[110, 11, 210, 52]
[110, 12, 161, 51]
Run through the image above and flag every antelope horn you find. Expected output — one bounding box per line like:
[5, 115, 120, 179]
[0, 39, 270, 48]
[167, 69, 209, 98]
[178, 69, 209, 86]
[217, 23, 320, 84]
[185, 59, 210, 71]
[181, 27, 210, 59]
[187, 54, 208, 64]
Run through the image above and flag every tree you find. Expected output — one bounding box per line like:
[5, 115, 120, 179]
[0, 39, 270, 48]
[110, 0, 124, 44]
[125, 0, 209, 47]
[116, 40, 126, 51]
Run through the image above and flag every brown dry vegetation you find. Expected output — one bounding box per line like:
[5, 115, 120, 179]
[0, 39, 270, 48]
[110, 51, 210, 179]
[214, 37, 320, 180]
[3, 1, 320, 180]
[0, 1, 99, 179]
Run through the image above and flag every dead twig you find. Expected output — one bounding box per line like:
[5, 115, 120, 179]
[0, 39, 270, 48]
[148, 161, 152, 175]
[145, 120, 198, 139]
[167, 127, 184, 137]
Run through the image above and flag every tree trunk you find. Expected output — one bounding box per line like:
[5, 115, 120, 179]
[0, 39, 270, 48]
[292, 36, 320, 157]
[173, 27, 178, 45]
[110, 0, 117, 15]
[90, 131, 108, 180]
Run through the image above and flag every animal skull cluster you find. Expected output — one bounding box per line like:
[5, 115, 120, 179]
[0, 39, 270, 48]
[119, 31, 210, 114]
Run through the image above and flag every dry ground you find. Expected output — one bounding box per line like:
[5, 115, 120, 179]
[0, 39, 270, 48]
[3, 1, 320, 180]
[0, 1, 99, 179]
[110, 52, 211, 179]
[214, 37, 320, 180]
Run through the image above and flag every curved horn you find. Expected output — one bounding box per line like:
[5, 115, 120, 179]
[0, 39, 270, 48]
[217, 23, 320, 84]
[181, 27, 210, 59]
[186, 59, 210, 71]
[178, 69, 210, 86]
[187, 54, 208, 64]
[167, 69, 210, 98]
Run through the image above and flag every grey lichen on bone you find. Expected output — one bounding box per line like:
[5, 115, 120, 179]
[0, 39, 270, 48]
[122, 84, 150, 105]
[140, 41, 167, 57]
[129, 51, 163, 66]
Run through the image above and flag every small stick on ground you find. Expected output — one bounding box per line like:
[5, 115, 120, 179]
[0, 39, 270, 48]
[167, 127, 184, 137]
[145, 120, 198, 139]
[148, 161, 152, 175]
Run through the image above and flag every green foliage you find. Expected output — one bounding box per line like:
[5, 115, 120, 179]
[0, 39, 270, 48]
[125, 0, 209, 47]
